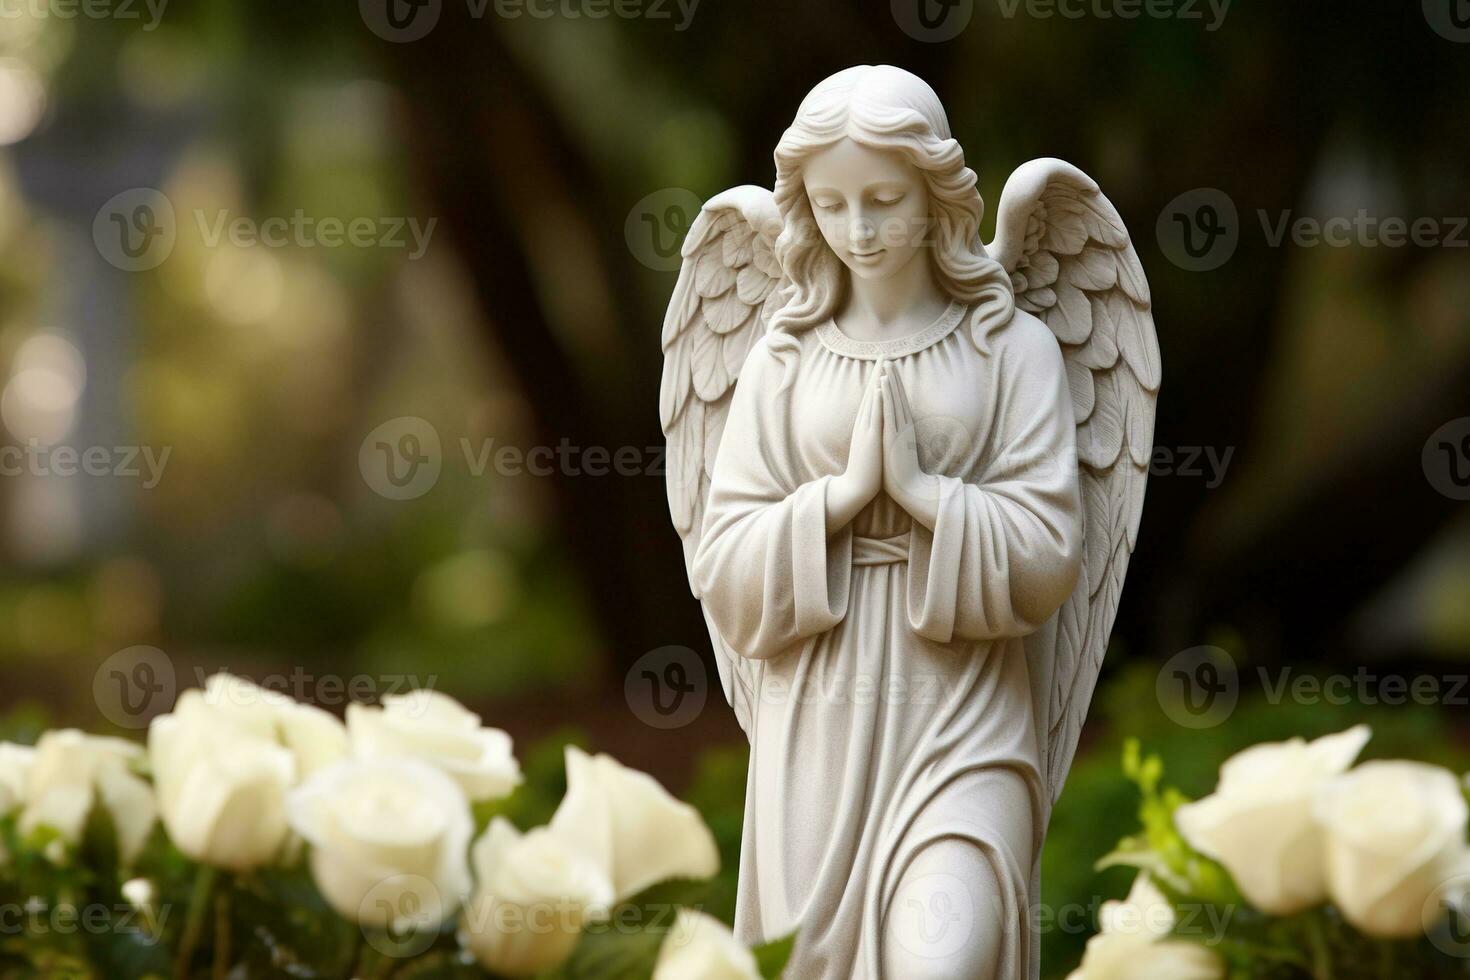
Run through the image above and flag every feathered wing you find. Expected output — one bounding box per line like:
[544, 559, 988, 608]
[659, 185, 785, 711]
[988, 159, 1160, 807]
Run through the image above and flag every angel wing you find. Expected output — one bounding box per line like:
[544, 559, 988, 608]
[989, 159, 1160, 807]
[659, 186, 786, 708]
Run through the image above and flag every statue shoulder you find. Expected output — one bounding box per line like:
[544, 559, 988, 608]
[985, 306, 1066, 376]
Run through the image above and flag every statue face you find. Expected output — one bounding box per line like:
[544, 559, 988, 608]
[802, 138, 932, 284]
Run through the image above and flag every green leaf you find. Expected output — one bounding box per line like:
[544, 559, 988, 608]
[556, 925, 666, 980]
[543, 877, 718, 980]
[751, 931, 796, 979]
[618, 877, 713, 912]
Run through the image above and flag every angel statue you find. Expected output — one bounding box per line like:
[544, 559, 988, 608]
[659, 65, 1158, 980]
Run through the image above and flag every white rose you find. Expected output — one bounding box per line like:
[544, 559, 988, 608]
[19, 730, 157, 865]
[1314, 760, 1469, 938]
[459, 817, 614, 976]
[148, 678, 319, 871]
[286, 757, 473, 931]
[193, 673, 348, 777]
[0, 743, 34, 865]
[147, 673, 351, 870]
[1174, 725, 1370, 914]
[1065, 875, 1225, 980]
[149, 710, 295, 870]
[549, 746, 719, 902]
[0, 742, 35, 816]
[347, 689, 521, 801]
[654, 909, 760, 980]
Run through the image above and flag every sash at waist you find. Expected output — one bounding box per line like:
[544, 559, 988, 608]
[851, 532, 910, 566]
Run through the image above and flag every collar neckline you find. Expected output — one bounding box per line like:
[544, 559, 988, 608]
[816, 300, 966, 360]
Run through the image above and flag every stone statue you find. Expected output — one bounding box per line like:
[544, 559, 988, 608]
[659, 65, 1159, 979]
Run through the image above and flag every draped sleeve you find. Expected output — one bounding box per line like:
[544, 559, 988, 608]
[693, 340, 853, 661]
[906, 314, 1083, 643]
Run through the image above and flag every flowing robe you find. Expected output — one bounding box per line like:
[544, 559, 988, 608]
[692, 300, 1083, 979]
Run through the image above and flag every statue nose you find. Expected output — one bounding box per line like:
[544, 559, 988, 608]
[850, 217, 876, 245]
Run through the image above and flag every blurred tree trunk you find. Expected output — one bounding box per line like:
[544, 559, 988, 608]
[377, 13, 705, 677]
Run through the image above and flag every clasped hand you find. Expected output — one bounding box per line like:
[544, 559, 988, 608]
[827, 360, 940, 534]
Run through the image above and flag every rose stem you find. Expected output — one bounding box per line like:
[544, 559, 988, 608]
[212, 882, 231, 980]
[173, 864, 218, 979]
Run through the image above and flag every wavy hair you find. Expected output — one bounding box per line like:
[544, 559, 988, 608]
[766, 65, 1015, 359]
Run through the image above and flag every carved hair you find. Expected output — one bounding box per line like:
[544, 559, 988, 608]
[767, 65, 1015, 355]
